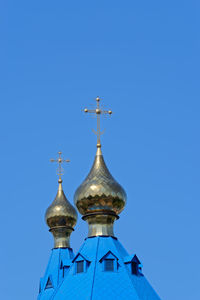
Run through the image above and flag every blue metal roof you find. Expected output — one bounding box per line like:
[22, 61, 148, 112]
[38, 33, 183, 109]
[38, 248, 74, 300]
[38, 237, 161, 300]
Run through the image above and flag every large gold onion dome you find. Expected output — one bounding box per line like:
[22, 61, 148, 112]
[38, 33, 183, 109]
[74, 145, 127, 217]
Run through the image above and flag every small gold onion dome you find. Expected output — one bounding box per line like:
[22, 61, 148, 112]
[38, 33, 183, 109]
[45, 178, 78, 248]
[74, 145, 127, 219]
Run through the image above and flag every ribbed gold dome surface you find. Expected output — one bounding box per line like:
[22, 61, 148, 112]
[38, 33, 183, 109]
[45, 179, 78, 248]
[74, 145, 127, 217]
[46, 179, 77, 228]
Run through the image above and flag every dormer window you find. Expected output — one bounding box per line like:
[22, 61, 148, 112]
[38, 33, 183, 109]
[60, 259, 71, 278]
[99, 251, 119, 272]
[76, 261, 84, 273]
[124, 254, 143, 276]
[104, 259, 114, 271]
[72, 253, 91, 274]
[131, 261, 138, 275]
[45, 277, 53, 289]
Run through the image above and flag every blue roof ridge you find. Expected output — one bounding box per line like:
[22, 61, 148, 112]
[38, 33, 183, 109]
[90, 236, 100, 300]
[112, 237, 128, 261]
[56, 250, 61, 287]
[43, 250, 54, 283]
[112, 238, 142, 300]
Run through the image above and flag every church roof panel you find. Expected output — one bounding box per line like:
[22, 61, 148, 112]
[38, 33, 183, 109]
[51, 236, 161, 300]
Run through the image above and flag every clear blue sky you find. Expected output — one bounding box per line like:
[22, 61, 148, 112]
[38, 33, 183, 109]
[0, 1, 199, 299]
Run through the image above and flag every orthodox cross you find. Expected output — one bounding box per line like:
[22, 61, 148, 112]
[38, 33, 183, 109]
[84, 97, 112, 146]
[50, 151, 70, 181]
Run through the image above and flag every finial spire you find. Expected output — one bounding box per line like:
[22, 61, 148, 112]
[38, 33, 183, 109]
[84, 96, 112, 147]
[50, 151, 70, 182]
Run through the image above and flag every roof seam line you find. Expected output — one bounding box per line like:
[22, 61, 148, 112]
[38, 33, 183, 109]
[113, 240, 140, 300]
[90, 236, 100, 300]
[49, 249, 71, 300]
[57, 249, 61, 286]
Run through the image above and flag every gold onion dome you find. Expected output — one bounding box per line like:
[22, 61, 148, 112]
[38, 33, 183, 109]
[74, 97, 126, 237]
[74, 145, 127, 237]
[46, 178, 77, 228]
[46, 178, 78, 248]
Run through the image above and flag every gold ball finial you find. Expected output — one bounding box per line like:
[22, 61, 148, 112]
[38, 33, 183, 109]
[58, 178, 62, 183]
[108, 110, 112, 115]
[96, 108, 101, 114]
[84, 108, 88, 113]
[96, 96, 100, 102]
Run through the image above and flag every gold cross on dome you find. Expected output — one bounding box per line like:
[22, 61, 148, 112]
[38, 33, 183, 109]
[50, 151, 70, 181]
[84, 97, 112, 146]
